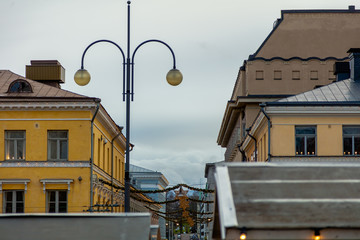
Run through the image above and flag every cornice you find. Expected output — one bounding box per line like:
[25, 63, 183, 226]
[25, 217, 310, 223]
[0, 101, 96, 110]
[248, 56, 348, 62]
[218, 96, 285, 147]
[265, 105, 360, 115]
[0, 161, 90, 168]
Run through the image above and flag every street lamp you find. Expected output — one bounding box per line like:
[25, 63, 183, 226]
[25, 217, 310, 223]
[74, 1, 182, 213]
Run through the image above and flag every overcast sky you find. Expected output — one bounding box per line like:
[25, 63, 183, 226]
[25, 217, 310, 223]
[0, 0, 358, 186]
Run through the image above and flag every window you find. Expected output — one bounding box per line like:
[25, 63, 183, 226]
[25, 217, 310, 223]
[5, 131, 25, 160]
[328, 70, 336, 81]
[343, 126, 360, 155]
[3, 190, 24, 213]
[310, 70, 318, 80]
[48, 131, 68, 160]
[255, 70, 264, 80]
[47, 190, 67, 213]
[274, 70, 282, 80]
[292, 70, 300, 80]
[295, 126, 316, 156]
[7, 80, 32, 93]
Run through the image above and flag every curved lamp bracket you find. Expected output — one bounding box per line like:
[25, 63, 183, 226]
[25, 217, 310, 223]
[80, 40, 127, 100]
[130, 39, 178, 100]
[80, 39, 126, 68]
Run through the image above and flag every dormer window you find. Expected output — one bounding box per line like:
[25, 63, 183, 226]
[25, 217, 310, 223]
[8, 80, 33, 93]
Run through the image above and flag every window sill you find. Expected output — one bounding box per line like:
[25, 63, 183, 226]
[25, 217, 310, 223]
[47, 160, 69, 162]
[3, 159, 26, 162]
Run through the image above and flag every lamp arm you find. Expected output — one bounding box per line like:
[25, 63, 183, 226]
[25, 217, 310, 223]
[80, 39, 126, 68]
[130, 39, 178, 100]
[132, 39, 177, 69]
[80, 39, 127, 100]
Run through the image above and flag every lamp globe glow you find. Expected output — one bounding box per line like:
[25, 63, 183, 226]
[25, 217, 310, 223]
[74, 69, 91, 86]
[166, 68, 183, 86]
[240, 233, 247, 240]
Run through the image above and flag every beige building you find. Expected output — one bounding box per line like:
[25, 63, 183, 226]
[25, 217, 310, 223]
[241, 48, 360, 162]
[217, 6, 360, 162]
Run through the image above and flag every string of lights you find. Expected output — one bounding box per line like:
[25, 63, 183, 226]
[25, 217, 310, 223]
[98, 179, 215, 193]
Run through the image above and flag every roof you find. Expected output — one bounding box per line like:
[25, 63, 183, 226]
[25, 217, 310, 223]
[252, 6, 360, 59]
[266, 79, 360, 105]
[214, 162, 360, 239]
[130, 164, 155, 173]
[0, 70, 90, 99]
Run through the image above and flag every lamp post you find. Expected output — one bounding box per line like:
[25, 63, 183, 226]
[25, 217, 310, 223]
[74, 1, 182, 213]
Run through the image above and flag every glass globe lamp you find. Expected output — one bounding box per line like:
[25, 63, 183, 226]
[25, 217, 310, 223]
[74, 69, 91, 86]
[166, 68, 183, 86]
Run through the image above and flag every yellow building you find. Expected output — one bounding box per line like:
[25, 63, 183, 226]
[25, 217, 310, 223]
[0, 60, 126, 213]
[241, 49, 360, 162]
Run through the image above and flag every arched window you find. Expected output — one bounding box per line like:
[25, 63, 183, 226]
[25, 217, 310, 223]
[8, 80, 33, 93]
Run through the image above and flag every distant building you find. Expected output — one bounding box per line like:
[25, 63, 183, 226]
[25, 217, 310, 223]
[201, 163, 217, 240]
[130, 164, 169, 239]
[217, 6, 360, 162]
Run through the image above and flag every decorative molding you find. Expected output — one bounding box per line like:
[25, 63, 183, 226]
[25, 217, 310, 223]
[271, 156, 360, 162]
[0, 179, 30, 193]
[92, 175, 124, 203]
[248, 56, 349, 62]
[0, 161, 90, 168]
[0, 101, 96, 110]
[0, 118, 91, 121]
[40, 179, 73, 193]
[266, 106, 360, 115]
[93, 165, 123, 186]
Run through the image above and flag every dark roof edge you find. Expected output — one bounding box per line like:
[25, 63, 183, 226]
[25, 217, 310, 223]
[264, 101, 360, 107]
[248, 56, 349, 62]
[238, 94, 293, 99]
[251, 18, 282, 59]
[281, 8, 360, 17]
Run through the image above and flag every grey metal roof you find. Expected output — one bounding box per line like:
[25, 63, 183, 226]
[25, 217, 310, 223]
[214, 162, 360, 239]
[277, 79, 360, 103]
[130, 164, 155, 173]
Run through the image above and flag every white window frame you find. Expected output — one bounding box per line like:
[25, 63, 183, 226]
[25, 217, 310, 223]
[295, 126, 317, 156]
[5, 130, 26, 160]
[47, 130, 68, 161]
[343, 126, 360, 155]
[3, 190, 24, 213]
[46, 190, 68, 213]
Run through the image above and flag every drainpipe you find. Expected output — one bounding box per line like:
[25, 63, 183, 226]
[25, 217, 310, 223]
[246, 128, 257, 162]
[237, 143, 247, 162]
[260, 103, 271, 162]
[90, 99, 101, 212]
[111, 126, 123, 213]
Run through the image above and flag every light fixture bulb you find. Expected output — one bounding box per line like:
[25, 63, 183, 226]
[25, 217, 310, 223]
[74, 69, 91, 86]
[166, 68, 183, 86]
[314, 229, 321, 240]
[240, 233, 247, 240]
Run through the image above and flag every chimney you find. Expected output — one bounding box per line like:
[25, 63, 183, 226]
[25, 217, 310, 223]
[26, 60, 65, 88]
[333, 62, 350, 82]
[347, 48, 360, 82]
